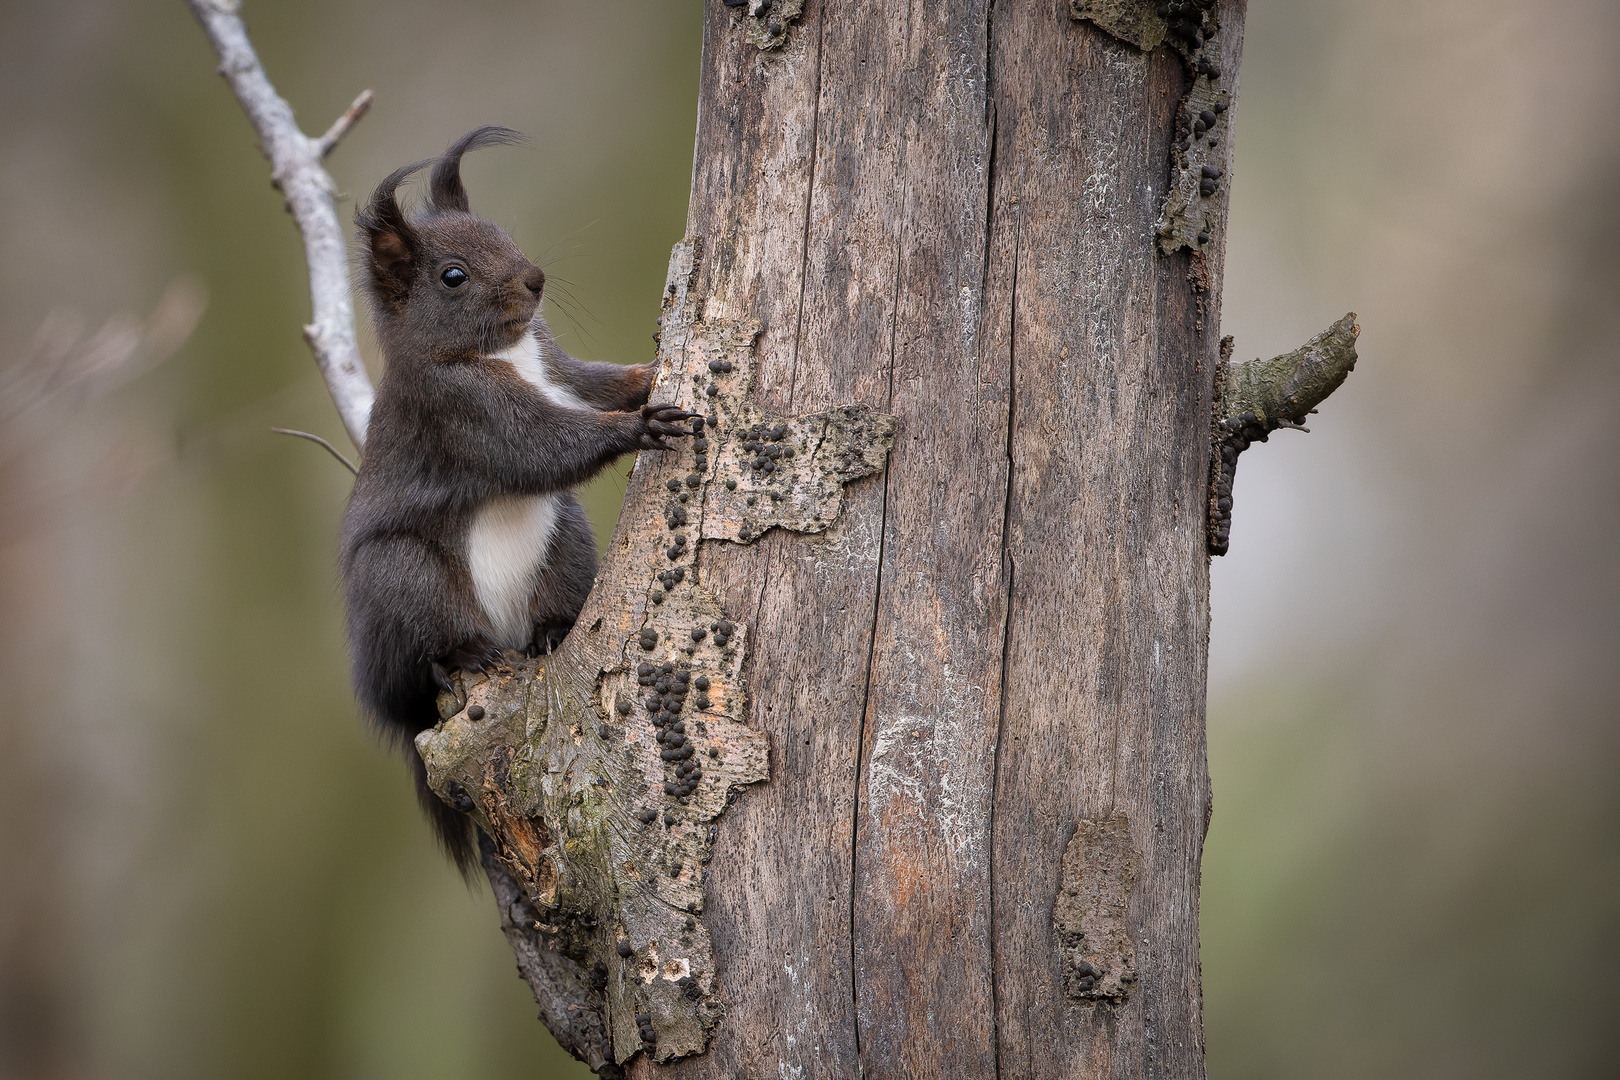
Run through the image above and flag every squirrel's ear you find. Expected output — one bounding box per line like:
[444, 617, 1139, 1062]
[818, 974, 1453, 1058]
[429, 126, 524, 213]
[357, 160, 429, 302]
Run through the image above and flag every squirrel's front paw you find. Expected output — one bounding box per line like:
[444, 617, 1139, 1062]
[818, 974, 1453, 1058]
[638, 402, 698, 450]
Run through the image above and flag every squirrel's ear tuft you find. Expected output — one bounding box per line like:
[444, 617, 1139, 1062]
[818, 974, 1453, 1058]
[429, 126, 525, 214]
[357, 159, 429, 302]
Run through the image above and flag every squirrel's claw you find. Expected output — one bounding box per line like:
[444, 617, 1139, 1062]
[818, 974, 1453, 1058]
[445, 638, 504, 676]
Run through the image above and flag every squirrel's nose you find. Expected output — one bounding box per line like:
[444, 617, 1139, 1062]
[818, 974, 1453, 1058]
[524, 266, 546, 297]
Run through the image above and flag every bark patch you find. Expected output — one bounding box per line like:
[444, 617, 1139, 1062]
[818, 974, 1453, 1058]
[654, 239, 896, 548]
[721, 0, 804, 51]
[1069, 0, 1168, 51]
[1071, 0, 1235, 255]
[1054, 814, 1141, 1003]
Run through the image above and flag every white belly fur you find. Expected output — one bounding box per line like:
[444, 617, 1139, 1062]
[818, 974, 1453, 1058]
[468, 492, 560, 650]
[468, 332, 589, 648]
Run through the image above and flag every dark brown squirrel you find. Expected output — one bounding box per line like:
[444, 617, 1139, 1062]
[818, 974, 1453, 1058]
[341, 127, 694, 874]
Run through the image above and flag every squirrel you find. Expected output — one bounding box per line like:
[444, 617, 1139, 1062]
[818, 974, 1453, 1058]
[341, 127, 694, 874]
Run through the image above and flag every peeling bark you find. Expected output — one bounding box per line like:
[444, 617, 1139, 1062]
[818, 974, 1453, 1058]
[1054, 815, 1143, 1003]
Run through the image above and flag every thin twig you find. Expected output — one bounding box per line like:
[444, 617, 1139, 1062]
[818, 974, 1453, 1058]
[271, 427, 360, 475]
[185, 0, 375, 450]
[316, 88, 374, 158]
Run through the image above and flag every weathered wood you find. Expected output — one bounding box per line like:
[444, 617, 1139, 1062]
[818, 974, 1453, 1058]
[984, 5, 1244, 1078]
[431, 1, 1251, 1076]
[657, 1, 1240, 1076]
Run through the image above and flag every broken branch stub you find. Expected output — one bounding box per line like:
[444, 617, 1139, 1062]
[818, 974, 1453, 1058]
[1208, 312, 1360, 555]
[415, 237, 895, 1070]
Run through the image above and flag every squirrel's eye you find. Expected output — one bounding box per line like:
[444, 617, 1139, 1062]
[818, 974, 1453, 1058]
[440, 266, 468, 288]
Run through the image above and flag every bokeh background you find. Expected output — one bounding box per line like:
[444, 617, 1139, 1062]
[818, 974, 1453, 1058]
[1, 1, 1614, 1077]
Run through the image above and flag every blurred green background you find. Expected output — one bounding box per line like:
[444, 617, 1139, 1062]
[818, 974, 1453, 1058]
[0, 2, 1614, 1078]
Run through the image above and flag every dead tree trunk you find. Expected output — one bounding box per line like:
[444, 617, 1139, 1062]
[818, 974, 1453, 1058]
[191, 0, 1343, 1076]
[429, 2, 1252, 1076]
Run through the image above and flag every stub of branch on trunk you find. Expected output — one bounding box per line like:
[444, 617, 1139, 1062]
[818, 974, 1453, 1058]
[415, 237, 895, 1070]
[1208, 313, 1361, 555]
[1054, 815, 1142, 1004]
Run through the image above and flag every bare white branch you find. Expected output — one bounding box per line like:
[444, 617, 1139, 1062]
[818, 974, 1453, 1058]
[185, 0, 375, 450]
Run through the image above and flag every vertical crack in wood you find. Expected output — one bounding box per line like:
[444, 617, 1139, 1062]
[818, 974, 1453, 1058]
[984, 29, 1013, 1071]
[845, 176, 909, 1059]
[786, 4, 827, 413]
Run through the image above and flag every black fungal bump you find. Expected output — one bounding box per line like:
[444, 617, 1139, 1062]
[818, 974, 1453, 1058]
[466, 704, 485, 721]
[444, 780, 476, 813]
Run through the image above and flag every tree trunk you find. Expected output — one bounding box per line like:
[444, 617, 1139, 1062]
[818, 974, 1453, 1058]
[423, 1, 1247, 1076]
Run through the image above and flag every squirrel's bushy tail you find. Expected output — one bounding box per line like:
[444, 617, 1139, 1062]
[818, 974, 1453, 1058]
[409, 748, 479, 879]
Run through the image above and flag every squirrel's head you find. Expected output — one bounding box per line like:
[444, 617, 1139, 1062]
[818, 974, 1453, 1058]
[356, 127, 545, 357]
